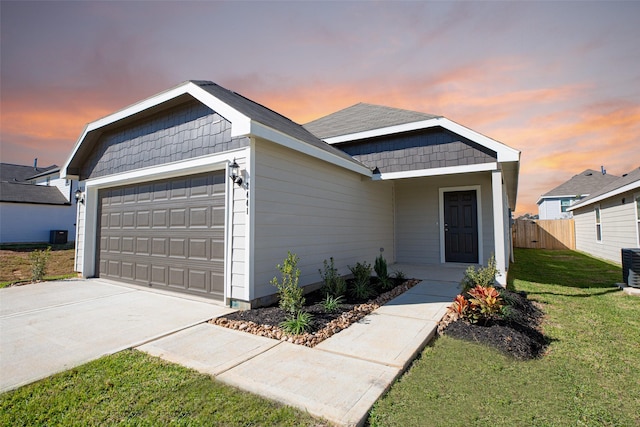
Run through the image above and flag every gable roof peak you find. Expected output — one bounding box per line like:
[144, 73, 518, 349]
[539, 168, 619, 200]
[304, 102, 441, 140]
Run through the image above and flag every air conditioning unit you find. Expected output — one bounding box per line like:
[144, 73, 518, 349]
[621, 248, 640, 288]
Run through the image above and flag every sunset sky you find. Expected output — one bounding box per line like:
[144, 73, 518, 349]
[1, 1, 639, 215]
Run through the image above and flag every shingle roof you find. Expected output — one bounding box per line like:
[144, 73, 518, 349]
[191, 81, 363, 166]
[0, 163, 58, 183]
[540, 169, 619, 199]
[572, 166, 640, 207]
[303, 103, 441, 140]
[0, 182, 70, 205]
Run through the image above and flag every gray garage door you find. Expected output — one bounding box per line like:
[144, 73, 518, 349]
[97, 171, 226, 300]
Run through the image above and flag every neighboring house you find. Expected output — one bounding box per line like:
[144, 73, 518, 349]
[61, 80, 520, 308]
[569, 166, 640, 264]
[0, 162, 78, 244]
[537, 169, 618, 219]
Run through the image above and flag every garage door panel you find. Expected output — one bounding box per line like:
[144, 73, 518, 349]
[169, 268, 185, 288]
[97, 171, 225, 301]
[169, 238, 186, 258]
[170, 209, 187, 227]
[189, 207, 208, 227]
[151, 238, 167, 256]
[121, 262, 134, 280]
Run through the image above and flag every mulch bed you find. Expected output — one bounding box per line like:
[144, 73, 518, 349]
[438, 289, 549, 360]
[211, 278, 420, 347]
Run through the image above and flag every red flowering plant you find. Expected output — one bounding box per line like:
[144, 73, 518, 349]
[448, 285, 504, 324]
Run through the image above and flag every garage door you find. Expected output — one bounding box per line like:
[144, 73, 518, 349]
[97, 171, 226, 300]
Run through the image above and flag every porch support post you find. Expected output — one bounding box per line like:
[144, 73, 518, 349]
[491, 169, 507, 286]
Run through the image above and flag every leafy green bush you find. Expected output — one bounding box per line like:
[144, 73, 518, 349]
[29, 247, 51, 282]
[460, 254, 499, 292]
[270, 252, 304, 315]
[374, 254, 393, 290]
[321, 294, 344, 313]
[392, 269, 406, 281]
[349, 261, 373, 300]
[319, 257, 347, 297]
[279, 311, 313, 335]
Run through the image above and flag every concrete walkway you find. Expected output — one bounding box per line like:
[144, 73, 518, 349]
[139, 264, 465, 427]
[0, 279, 234, 392]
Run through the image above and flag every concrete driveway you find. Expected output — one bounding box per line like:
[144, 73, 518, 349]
[0, 279, 234, 392]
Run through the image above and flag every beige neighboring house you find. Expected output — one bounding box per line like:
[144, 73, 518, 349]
[569, 166, 640, 264]
[61, 80, 520, 308]
[537, 169, 618, 220]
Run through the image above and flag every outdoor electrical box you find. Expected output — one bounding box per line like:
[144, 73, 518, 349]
[49, 230, 68, 245]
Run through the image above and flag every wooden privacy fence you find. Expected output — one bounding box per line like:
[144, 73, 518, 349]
[513, 219, 575, 250]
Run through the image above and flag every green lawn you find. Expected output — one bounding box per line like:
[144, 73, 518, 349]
[0, 350, 326, 426]
[369, 249, 640, 426]
[2, 249, 638, 426]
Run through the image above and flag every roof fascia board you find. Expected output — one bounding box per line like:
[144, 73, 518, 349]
[62, 81, 251, 179]
[568, 181, 640, 211]
[536, 194, 589, 205]
[372, 162, 498, 181]
[250, 122, 372, 177]
[325, 117, 520, 163]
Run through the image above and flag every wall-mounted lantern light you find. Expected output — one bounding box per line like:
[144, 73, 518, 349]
[229, 159, 244, 187]
[74, 189, 85, 204]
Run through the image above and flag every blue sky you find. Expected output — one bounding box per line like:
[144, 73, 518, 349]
[1, 1, 639, 214]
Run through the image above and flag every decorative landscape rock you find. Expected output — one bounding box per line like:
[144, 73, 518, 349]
[211, 279, 420, 347]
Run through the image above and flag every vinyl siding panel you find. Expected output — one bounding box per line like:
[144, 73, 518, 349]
[253, 140, 394, 300]
[574, 189, 638, 263]
[394, 172, 494, 265]
[75, 197, 85, 271]
[0, 202, 77, 244]
[230, 155, 248, 300]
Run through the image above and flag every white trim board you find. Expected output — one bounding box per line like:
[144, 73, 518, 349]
[324, 117, 520, 163]
[569, 181, 640, 210]
[438, 185, 483, 265]
[373, 162, 497, 181]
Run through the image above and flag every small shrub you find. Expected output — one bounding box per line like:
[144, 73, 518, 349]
[460, 254, 499, 292]
[279, 311, 313, 335]
[349, 261, 373, 300]
[321, 294, 344, 313]
[467, 285, 504, 323]
[374, 254, 393, 290]
[29, 247, 51, 282]
[270, 252, 304, 315]
[319, 257, 347, 297]
[448, 294, 470, 320]
[392, 269, 406, 281]
[448, 285, 504, 324]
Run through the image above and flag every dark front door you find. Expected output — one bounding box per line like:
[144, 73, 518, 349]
[444, 190, 479, 263]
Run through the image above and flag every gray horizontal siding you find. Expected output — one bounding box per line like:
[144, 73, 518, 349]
[394, 172, 494, 265]
[82, 101, 249, 179]
[574, 190, 639, 263]
[253, 140, 394, 300]
[336, 128, 496, 173]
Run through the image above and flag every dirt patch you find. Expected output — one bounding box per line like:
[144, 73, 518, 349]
[0, 246, 75, 285]
[212, 278, 420, 347]
[439, 290, 549, 360]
